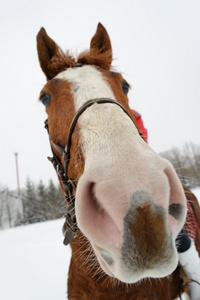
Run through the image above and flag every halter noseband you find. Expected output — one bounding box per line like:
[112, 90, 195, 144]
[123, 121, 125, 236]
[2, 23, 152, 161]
[45, 98, 143, 245]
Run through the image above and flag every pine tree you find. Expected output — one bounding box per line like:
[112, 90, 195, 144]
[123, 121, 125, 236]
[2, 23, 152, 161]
[46, 179, 63, 219]
[22, 177, 37, 224]
[36, 180, 47, 221]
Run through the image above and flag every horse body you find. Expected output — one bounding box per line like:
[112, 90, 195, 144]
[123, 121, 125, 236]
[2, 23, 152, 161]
[36, 23, 199, 299]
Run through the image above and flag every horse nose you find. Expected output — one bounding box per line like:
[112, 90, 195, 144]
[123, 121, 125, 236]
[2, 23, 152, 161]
[75, 159, 187, 245]
[120, 188, 184, 283]
[75, 157, 187, 281]
[122, 190, 173, 264]
[119, 163, 187, 283]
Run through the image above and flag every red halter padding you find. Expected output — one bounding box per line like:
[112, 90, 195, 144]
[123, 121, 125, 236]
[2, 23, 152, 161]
[131, 110, 148, 143]
[184, 200, 198, 241]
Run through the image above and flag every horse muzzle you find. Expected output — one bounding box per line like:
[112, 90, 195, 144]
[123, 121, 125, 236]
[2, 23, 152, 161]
[75, 155, 187, 283]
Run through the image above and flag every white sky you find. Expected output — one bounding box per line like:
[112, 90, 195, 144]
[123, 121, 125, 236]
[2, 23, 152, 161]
[1, 0, 200, 190]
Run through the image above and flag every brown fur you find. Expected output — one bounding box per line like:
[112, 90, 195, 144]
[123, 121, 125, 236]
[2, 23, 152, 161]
[39, 76, 84, 180]
[36, 23, 200, 299]
[129, 202, 171, 267]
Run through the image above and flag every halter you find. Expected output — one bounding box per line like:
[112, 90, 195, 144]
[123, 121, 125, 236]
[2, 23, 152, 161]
[45, 98, 143, 245]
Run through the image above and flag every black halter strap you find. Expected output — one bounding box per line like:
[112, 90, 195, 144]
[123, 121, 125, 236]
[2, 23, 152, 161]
[45, 98, 143, 245]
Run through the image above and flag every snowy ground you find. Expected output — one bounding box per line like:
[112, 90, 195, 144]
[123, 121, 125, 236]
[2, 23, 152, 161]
[1, 188, 199, 300]
[0, 219, 70, 300]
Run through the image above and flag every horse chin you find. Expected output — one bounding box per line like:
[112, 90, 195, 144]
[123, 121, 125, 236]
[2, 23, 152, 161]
[92, 241, 179, 284]
[95, 252, 179, 284]
[118, 248, 179, 284]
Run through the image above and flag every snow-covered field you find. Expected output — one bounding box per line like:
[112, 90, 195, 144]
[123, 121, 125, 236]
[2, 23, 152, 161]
[0, 219, 70, 300]
[1, 188, 199, 300]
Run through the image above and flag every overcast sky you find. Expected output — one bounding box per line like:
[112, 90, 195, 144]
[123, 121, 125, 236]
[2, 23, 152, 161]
[1, 0, 200, 190]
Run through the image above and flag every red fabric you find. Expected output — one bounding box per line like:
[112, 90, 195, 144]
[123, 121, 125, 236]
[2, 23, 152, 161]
[184, 200, 197, 242]
[131, 109, 148, 143]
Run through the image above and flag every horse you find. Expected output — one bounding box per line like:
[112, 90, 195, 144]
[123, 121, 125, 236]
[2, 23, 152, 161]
[36, 23, 200, 299]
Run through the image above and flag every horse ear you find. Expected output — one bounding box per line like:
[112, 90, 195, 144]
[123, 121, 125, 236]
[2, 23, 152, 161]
[37, 27, 63, 80]
[90, 23, 112, 68]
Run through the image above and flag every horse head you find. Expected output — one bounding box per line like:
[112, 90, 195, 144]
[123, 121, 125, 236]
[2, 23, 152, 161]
[37, 23, 187, 283]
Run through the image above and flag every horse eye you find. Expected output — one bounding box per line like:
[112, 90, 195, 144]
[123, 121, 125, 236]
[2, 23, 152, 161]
[40, 93, 52, 107]
[121, 82, 129, 95]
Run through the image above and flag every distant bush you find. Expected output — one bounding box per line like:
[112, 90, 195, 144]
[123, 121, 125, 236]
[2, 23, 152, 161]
[160, 143, 200, 189]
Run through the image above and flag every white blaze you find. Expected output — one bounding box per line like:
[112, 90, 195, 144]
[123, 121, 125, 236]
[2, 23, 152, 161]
[56, 65, 116, 110]
[56, 65, 141, 173]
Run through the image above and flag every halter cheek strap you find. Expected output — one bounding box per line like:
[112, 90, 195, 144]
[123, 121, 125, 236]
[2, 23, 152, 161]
[45, 122, 78, 245]
[44, 98, 144, 245]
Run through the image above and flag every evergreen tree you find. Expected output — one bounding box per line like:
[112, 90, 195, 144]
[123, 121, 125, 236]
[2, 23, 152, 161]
[46, 179, 63, 219]
[56, 184, 65, 216]
[22, 177, 37, 224]
[36, 180, 47, 221]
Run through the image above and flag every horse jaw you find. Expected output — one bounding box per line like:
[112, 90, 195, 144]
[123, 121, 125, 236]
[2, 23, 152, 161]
[56, 65, 187, 283]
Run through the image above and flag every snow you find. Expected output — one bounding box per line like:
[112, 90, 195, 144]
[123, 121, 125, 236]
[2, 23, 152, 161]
[2, 190, 200, 300]
[192, 187, 200, 204]
[0, 219, 71, 300]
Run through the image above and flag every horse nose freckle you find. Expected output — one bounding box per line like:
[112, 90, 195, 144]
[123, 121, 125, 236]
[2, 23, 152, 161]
[168, 203, 185, 222]
[74, 86, 80, 93]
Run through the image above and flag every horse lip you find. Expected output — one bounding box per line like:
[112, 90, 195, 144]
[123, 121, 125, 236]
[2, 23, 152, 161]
[93, 244, 114, 266]
[95, 250, 113, 276]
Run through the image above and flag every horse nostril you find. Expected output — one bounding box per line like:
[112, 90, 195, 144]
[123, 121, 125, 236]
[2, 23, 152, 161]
[88, 182, 104, 214]
[164, 165, 187, 224]
[168, 203, 185, 222]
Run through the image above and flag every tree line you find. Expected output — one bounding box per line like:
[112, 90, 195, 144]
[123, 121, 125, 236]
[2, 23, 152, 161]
[0, 177, 65, 228]
[160, 143, 200, 189]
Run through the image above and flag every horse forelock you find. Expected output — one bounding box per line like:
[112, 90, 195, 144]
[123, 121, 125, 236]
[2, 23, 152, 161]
[49, 48, 113, 79]
[77, 48, 112, 71]
[48, 50, 76, 76]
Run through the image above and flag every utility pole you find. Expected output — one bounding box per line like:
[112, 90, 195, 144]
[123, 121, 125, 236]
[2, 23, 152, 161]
[14, 153, 20, 197]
